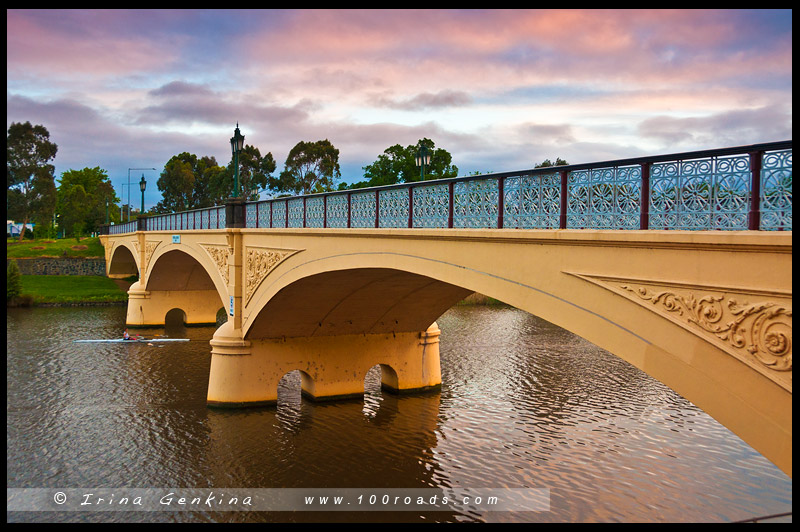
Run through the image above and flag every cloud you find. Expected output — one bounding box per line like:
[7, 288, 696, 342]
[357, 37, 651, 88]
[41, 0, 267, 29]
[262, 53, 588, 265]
[131, 81, 311, 129]
[6, 10, 181, 78]
[369, 90, 473, 110]
[637, 104, 792, 148]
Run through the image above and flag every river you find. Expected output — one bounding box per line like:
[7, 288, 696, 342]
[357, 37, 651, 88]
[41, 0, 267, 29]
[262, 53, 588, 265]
[6, 304, 792, 522]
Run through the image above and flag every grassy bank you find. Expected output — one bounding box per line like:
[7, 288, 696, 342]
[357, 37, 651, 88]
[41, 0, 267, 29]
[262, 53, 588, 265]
[15, 275, 128, 305]
[6, 236, 104, 259]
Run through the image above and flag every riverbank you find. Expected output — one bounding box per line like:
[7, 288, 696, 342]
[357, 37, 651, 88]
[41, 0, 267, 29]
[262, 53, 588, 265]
[8, 275, 130, 307]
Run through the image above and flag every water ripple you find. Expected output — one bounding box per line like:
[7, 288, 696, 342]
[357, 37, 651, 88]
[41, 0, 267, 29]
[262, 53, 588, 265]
[7, 305, 792, 523]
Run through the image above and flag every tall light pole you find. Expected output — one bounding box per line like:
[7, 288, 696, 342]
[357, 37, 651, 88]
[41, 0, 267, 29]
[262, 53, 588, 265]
[139, 174, 147, 214]
[415, 144, 431, 181]
[127, 168, 157, 220]
[230, 123, 245, 198]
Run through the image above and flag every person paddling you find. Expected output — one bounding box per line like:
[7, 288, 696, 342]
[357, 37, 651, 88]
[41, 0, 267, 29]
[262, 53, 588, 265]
[123, 329, 131, 340]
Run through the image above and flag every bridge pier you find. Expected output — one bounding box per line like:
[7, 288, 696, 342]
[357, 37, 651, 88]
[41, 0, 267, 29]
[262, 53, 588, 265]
[125, 281, 221, 327]
[207, 321, 442, 407]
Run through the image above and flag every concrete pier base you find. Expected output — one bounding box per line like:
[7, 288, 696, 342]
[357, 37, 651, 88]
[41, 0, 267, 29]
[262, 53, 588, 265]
[126, 281, 222, 326]
[207, 321, 442, 407]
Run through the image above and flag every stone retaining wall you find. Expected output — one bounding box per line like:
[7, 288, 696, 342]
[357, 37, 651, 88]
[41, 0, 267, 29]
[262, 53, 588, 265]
[8, 258, 106, 276]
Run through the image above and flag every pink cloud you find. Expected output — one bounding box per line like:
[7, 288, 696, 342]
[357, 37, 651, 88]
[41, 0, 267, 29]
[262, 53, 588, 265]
[6, 10, 179, 77]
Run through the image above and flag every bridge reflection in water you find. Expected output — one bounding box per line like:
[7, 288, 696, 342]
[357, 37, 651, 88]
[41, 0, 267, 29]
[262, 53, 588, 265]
[101, 141, 792, 478]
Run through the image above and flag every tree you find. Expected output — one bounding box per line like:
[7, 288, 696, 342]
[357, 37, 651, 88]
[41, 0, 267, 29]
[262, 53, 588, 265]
[535, 157, 569, 168]
[56, 167, 119, 236]
[193, 155, 228, 207]
[156, 153, 197, 212]
[220, 145, 277, 201]
[7, 122, 58, 241]
[273, 139, 341, 195]
[359, 138, 459, 188]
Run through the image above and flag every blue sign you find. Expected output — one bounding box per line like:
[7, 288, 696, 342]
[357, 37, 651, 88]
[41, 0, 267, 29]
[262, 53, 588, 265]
[172, 235, 181, 244]
[229, 296, 234, 316]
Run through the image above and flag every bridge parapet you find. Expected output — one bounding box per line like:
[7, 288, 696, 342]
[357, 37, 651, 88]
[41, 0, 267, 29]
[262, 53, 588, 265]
[100, 140, 791, 235]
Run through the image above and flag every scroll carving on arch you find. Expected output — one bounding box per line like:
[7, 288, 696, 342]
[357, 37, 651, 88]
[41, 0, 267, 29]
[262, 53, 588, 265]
[245, 246, 301, 305]
[131, 240, 161, 273]
[567, 272, 792, 392]
[201, 244, 231, 286]
[143, 241, 161, 273]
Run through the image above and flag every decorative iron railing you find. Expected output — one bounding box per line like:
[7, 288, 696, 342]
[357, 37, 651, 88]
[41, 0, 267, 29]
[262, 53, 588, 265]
[101, 140, 791, 235]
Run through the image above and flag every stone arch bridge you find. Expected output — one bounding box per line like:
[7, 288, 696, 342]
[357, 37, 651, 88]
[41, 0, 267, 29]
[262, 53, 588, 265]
[100, 141, 792, 477]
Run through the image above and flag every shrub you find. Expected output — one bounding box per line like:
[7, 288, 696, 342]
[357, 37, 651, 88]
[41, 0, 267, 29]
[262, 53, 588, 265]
[7, 260, 22, 303]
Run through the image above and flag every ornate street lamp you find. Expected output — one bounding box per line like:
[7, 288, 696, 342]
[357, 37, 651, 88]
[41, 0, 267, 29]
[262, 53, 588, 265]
[230, 123, 245, 197]
[139, 174, 147, 214]
[127, 168, 156, 221]
[415, 144, 431, 180]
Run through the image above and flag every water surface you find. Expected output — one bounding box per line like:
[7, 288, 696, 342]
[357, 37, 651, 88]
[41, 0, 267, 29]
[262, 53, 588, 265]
[6, 305, 792, 522]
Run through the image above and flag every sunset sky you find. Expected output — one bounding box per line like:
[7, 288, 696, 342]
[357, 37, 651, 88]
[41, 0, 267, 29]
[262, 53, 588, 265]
[7, 9, 793, 210]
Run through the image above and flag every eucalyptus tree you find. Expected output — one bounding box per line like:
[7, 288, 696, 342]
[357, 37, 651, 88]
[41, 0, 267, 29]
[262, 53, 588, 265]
[7, 121, 58, 241]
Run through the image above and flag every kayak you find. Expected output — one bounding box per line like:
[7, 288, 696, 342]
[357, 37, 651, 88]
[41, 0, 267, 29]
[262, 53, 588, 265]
[74, 338, 190, 343]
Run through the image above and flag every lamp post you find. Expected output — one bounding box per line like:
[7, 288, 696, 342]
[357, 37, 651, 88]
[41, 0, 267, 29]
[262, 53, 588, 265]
[139, 174, 147, 214]
[230, 123, 245, 198]
[127, 168, 157, 221]
[415, 144, 431, 180]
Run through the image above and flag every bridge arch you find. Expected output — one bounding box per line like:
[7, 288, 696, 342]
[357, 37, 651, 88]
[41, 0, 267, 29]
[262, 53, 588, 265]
[107, 241, 139, 278]
[240, 235, 791, 476]
[133, 247, 228, 327]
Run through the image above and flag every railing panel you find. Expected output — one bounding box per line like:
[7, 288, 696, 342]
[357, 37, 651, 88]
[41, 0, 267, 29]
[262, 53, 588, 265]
[379, 188, 409, 228]
[453, 178, 499, 228]
[288, 198, 304, 228]
[271, 201, 286, 228]
[246, 203, 258, 228]
[257, 201, 270, 228]
[568, 165, 641, 229]
[306, 196, 325, 228]
[351, 191, 376, 228]
[326, 194, 349, 228]
[413, 183, 449, 228]
[503, 173, 560, 229]
[760, 149, 792, 230]
[650, 155, 750, 230]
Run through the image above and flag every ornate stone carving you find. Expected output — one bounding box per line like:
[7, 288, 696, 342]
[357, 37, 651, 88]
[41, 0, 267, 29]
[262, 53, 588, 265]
[143, 241, 160, 272]
[245, 247, 299, 304]
[201, 244, 231, 286]
[132, 240, 161, 273]
[567, 272, 792, 391]
[620, 285, 792, 372]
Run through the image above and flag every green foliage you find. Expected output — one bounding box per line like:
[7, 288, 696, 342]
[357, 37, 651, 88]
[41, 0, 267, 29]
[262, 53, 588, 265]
[535, 157, 569, 168]
[57, 166, 117, 237]
[153, 150, 274, 212]
[273, 139, 341, 195]
[215, 145, 278, 201]
[7, 260, 22, 302]
[7, 122, 58, 241]
[357, 138, 459, 189]
[155, 153, 198, 212]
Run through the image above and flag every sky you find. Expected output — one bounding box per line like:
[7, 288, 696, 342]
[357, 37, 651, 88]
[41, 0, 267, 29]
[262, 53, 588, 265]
[6, 9, 793, 211]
